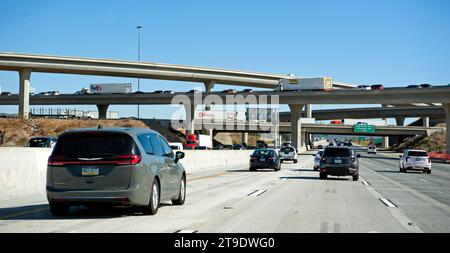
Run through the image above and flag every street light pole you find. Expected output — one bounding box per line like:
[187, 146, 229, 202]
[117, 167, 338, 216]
[136, 25, 143, 119]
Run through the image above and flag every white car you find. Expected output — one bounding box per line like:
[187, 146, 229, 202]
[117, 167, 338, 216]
[399, 150, 431, 174]
[279, 146, 298, 163]
[367, 146, 377, 154]
[358, 85, 371, 90]
[313, 150, 324, 171]
[169, 142, 184, 151]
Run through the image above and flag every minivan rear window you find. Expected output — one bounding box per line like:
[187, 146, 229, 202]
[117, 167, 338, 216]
[324, 148, 351, 157]
[407, 151, 428, 157]
[53, 133, 138, 158]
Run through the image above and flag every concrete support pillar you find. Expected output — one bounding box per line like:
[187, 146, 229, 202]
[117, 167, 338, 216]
[18, 69, 32, 121]
[422, 117, 430, 127]
[382, 104, 389, 149]
[395, 116, 405, 126]
[203, 81, 216, 144]
[96, 104, 109, 119]
[305, 104, 313, 118]
[204, 81, 215, 93]
[289, 104, 305, 152]
[184, 103, 197, 135]
[444, 103, 450, 154]
[241, 132, 249, 145]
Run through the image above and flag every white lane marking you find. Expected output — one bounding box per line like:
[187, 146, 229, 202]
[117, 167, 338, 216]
[380, 198, 397, 208]
[247, 189, 267, 197]
[419, 179, 428, 183]
[175, 230, 198, 233]
[247, 190, 259, 196]
[256, 190, 267, 197]
[361, 180, 370, 186]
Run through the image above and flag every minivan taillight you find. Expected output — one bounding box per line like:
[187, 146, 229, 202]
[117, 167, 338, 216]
[116, 155, 141, 165]
[48, 155, 67, 166]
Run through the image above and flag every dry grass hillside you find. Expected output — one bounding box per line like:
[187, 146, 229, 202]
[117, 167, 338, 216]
[390, 128, 447, 153]
[0, 118, 148, 147]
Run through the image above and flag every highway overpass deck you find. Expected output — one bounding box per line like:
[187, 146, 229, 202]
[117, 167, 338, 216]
[0, 52, 353, 89]
[279, 106, 446, 120]
[188, 120, 441, 136]
[1, 87, 450, 105]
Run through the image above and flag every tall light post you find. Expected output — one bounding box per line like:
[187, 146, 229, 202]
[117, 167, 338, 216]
[136, 25, 143, 118]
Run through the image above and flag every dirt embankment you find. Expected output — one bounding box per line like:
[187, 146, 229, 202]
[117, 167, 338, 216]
[0, 118, 157, 147]
[389, 129, 446, 153]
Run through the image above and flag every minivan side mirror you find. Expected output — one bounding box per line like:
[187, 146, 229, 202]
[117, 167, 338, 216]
[175, 151, 185, 163]
[357, 154, 361, 158]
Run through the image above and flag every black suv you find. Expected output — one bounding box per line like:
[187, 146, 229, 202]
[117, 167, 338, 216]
[319, 147, 360, 181]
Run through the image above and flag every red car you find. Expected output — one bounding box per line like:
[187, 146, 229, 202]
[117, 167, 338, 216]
[371, 84, 384, 90]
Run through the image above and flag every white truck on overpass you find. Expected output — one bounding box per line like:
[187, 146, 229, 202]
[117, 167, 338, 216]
[277, 77, 333, 91]
[90, 83, 132, 94]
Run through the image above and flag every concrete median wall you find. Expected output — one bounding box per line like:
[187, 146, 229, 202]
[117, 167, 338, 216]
[180, 150, 253, 174]
[0, 148, 253, 201]
[0, 148, 52, 201]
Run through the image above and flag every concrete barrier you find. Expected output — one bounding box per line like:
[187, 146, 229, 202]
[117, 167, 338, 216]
[0, 148, 52, 201]
[180, 150, 253, 174]
[0, 148, 253, 201]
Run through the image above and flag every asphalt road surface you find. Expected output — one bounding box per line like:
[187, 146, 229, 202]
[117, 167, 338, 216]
[0, 151, 449, 233]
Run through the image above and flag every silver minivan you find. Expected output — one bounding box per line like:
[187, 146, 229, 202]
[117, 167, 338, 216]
[46, 128, 186, 216]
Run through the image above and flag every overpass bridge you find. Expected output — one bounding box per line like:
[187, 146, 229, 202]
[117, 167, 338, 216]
[193, 121, 441, 135]
[0, 88, 449, 106]
[0, 52, 353, 119]
[279, 106, 446, 125]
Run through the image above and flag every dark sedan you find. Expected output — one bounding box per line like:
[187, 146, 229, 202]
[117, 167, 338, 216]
[249, 149, 281, 171]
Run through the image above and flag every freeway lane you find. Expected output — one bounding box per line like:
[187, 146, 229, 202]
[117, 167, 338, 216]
[357, 152, 450, 232]
[0, 152, 448, 233]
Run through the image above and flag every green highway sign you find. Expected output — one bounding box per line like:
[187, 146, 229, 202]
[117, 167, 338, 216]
[354, 124, 375, 134]
[373, 139, 384, 144]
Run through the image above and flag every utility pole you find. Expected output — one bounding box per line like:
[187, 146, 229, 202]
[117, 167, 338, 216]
[136, 25, 143, 118]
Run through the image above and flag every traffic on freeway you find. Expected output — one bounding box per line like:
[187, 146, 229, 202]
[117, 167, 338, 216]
[0, 139, 449, 234]
[1, 1, 450, 251]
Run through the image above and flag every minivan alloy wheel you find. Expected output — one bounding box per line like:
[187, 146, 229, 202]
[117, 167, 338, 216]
[180, 179, 185, 201]
[143, 179, 160, 215]
[172, 176, 186, 205]
[152, 183, 159, 209]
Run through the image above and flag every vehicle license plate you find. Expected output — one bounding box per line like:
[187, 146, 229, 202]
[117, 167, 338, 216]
[82, 167, 99, 176]
[334, 159, 342, 164]
[260, 158, 266, 162]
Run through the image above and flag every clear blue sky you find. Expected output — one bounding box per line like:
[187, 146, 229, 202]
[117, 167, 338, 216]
[0, 0, 449, 121]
